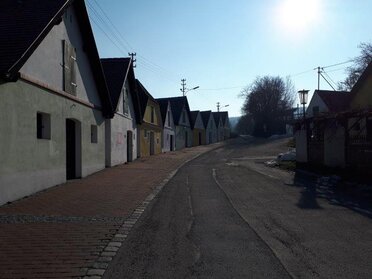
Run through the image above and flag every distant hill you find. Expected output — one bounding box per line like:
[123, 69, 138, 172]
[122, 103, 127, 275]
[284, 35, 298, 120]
[229, 116, 240, 131]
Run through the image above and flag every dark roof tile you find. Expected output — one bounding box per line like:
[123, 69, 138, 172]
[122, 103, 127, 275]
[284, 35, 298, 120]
[156, 96, 191, 125]
[101, 58, 131, 110]
[200, 110, 213, 128]
[316, 90, 350, 112]
[189, 111, 200, 129]
[0, 0, 69, 76]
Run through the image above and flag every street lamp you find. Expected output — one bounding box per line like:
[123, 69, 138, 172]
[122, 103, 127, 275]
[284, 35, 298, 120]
[217, 102, 229, 112]
[183, 86, 199, 96]
[180, 79, 199, 96]
[298, 89, 309, 121]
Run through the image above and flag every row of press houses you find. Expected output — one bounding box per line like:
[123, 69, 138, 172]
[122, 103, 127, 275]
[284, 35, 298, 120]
[0, 0, 230, 206]
[295, 60, 372, 174]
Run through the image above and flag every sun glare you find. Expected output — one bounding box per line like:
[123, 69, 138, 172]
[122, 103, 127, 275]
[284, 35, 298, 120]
[277, 0, 321, 35]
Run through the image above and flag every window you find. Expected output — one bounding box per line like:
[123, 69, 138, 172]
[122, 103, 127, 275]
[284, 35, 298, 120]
[36, 112, 51, 140]
[123, 88, 129, 115]
[182, 110, 186, 123]
[167, 110, 171, 127]
[144, 129, 148, 138]
[91, 125, 98, 143]
[150, 106, 155, 123]
[63, 40, 77, 95]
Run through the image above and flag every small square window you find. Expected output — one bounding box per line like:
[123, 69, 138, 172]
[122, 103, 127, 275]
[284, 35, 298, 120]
[91, 125, 98, 143]
[37, 112, 51, 140]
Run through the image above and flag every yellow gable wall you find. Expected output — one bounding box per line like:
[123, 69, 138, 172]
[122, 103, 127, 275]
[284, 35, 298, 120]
[351, 74, 372, 109]
[139, 127, 162, 157]
[143, 100, 161, 125]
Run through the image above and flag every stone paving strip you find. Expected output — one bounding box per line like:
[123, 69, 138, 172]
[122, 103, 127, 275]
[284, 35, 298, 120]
[0, 142, 223, 278]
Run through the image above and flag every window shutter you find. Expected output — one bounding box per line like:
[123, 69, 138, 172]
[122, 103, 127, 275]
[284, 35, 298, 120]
[63, 40, 77, 95]
[69, 45, 77, 95]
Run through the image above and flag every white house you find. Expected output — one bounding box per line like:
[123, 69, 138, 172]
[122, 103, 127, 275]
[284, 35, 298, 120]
[213, 112, 225, 141]
[156, 97, 193, 150]
[200, 111, 218, 144]
[295, 90, 350, 166]
[156, 98, 176, 152]
[306, 90, 350, 118]
[101, 58, 139, 166]
[0, 0, 113, 205]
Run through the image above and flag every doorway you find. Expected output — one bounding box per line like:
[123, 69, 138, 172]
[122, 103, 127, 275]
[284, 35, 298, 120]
[127, 130, 133, 162]
[185, 131, 188, 147]
[198, 132, 202, 145]
[170, 135, 174, 151]
[66, 119, 81, 179]
[150, 131, 155, 155]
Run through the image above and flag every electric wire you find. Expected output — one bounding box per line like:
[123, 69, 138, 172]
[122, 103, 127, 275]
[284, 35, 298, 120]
[87, 0, 180, 83]
[87, 0, 356, 93]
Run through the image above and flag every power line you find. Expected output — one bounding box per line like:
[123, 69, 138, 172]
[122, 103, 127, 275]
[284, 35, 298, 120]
[89, 0, 134, 51]
[199, 86, 245, 91]
[322, 59, 354, 69]
[87, 0, 181, 83]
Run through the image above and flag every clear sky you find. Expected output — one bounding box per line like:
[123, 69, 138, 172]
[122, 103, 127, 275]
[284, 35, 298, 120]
[87, 0, 372, 117]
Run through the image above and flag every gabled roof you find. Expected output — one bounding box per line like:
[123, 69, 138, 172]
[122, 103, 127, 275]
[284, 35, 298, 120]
[135, 79, 158, 123]
[101, 58, 131, 110]
[156, 98, 171, 126]
[350, 61, 372, 101]
[217, 111, 229, 125]
[316, 90, 350, 113]
[189, 111, 200, 129]
[213, 112, 222, 126]
[0, 0, 69, 78]
[0, 0, 113, 117]
[156, 96, 191, 125]
[200, 110, 213, 129]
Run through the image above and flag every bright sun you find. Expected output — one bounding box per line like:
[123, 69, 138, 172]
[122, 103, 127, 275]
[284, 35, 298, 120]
[277, 0, 321, 35]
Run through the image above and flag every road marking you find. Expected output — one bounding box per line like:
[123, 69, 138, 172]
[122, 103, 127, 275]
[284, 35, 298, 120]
[186, 175, 194, 217]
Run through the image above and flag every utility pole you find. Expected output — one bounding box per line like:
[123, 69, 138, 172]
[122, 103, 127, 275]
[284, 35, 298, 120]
[217, 102, 229, 112]
[317, 66, 321, 90]
[180, 79, 186, 96]
[128, 52, 137, 68]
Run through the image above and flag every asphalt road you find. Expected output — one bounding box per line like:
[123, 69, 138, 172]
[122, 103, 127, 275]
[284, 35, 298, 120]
[104, 137, 372, 279]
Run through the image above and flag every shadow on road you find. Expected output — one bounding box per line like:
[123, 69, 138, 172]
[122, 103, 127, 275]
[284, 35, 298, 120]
[290, 171, 372, 219]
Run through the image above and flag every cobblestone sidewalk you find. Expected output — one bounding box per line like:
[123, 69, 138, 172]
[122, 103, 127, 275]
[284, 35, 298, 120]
[0, 143, 222, 278]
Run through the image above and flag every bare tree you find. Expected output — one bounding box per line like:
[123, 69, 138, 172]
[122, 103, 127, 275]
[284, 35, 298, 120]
[241, 76, 295, 137]
[339, 42, 372, 91]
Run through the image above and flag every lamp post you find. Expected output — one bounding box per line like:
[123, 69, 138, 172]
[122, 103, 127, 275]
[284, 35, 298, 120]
[217, 102, 229, 112]
[180, 79, 199, 96]
[298, 89, 309, 121]
[183, 86, 199, 96]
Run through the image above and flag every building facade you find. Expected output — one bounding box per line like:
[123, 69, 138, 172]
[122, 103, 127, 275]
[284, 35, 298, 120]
[0, 0, 113, 205]
[201, 111, 218, 144]
[190, 111, 206, 146]
[101, 57, 138, 166]
[157, 97, 193, 150]
[156, 99, 176, 152]
[135, 80, 162, 157]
